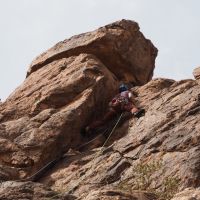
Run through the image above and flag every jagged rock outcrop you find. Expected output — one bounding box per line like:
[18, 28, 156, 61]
[0, 53, 118, 179]
[36, 77, 200, 199]
[27, 19, 157, 85]
[1, 19, 200, 200]
[193, 67, 200, 83]
[171, 188, 200, 200]
[0, 181, 77, 200]
[0, 19, 157, 181]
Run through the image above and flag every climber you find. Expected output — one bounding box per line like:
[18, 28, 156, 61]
[82, 83, 145, 136]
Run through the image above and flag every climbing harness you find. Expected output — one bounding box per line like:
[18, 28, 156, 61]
[111, 94, 129, 105]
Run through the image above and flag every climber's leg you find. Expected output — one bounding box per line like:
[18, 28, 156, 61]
[124, 103, 145, 118]
[84, 109, 117, 135]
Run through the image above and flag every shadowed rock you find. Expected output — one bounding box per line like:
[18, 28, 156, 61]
[0, 181, 77, 200]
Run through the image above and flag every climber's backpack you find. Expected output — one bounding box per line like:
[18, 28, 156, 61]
[110, 92, 130, 111]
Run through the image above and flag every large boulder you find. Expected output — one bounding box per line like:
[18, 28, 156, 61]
[0, 19, 157, 181]
[2, 19, 200, 200]
[171, 188, 200, 200]
[0, 54, 118, 178]
[27, 19, 158, 85]
[3, 19, 200, 200]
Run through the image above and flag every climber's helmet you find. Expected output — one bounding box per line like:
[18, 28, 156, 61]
[119, 84, 128, 93]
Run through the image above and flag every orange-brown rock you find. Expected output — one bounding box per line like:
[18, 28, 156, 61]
[0, 181, 77, 200]
[27, 19, 157, 85]
[3, 19, 200, 200]
[0, 53, 118, 179]
[0, 20, 157, 182]
[193, 67, 200, 82]
[36, 78, 200, 199]
[171, 188, 200, 200]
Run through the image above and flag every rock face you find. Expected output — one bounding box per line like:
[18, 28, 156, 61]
[27, 19, 157, 85]
[0, 181, 77, 200]
[171, 188, 200, 200]
[0, 53, 118, 179]
[1, 19, 200, 200]
[37, 78, 200, 200]
[193, 67, 200, 83]
[0, 19, 157, 181]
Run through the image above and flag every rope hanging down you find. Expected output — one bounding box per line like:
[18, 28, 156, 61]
[42, 113, 124, 200]
[93, 112, 124, 159]
[20, 113, 124, 183]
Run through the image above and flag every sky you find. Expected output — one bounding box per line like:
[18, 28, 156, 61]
[0, 0, 200, 101]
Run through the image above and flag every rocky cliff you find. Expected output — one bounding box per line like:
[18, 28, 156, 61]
[0, 19, 200, 200]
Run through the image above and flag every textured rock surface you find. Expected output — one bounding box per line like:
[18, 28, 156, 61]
[82, 189, 157, 200]
[0, 19, 157, 182]
[193, 67, 200, 83]
[0, 53, 118, 179]
[38, 78, 200, 199]
[27, 19, 157, 85]
[0, 181, 77, 200]
[1, 19, 200, 200]
[171, 188, 200, 200]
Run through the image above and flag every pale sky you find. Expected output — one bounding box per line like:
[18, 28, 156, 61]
[0, 0, 200, 101]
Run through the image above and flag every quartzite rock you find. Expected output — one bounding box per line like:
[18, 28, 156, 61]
[193, 67, 200, 83]
[0, 53, 118, 178]
[3, 19, 200, 200]
[171, 188, 200, 200]
[39, 78, 200, 199]
[27, 19, 157, 85]
[0, 181, 77, 200]
[0, 19, 157, 182]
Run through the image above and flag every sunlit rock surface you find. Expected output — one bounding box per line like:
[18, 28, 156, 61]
[3, 20, 200, 199]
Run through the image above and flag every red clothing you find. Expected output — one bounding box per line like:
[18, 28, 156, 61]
[110, 91, 134, 112]
[88, 90, 138, 131]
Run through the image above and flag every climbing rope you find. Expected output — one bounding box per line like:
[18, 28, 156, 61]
[78, 126, 110, 151]
[44, 112, 124, 200]
[92, 112, 123, 160]
[73, 112, 124, 188]
[21, 113, 124, 183]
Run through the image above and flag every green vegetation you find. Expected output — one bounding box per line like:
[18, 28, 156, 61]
[158, 176, 180, 200]
[117, 160, 180, 200]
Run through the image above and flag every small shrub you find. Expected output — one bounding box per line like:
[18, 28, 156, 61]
[132, 161, 162, 191]
[117, 160, 180, 200]
[157, 176, 180, 200]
